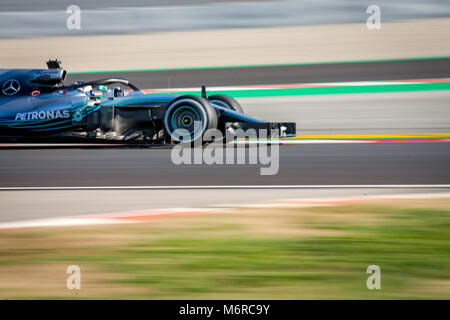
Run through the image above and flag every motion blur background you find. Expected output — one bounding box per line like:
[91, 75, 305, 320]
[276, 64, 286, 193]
[0, 0, 449, 299]
[1, 0, 450, 70]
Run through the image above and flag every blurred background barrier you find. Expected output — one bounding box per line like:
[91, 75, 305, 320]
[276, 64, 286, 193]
[1, 18, 449, 71]
[1, 0, 450, 38]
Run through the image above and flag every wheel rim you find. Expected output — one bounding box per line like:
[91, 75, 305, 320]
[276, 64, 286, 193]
[170, 105, 201, 135]
[164, 99, 208, 143]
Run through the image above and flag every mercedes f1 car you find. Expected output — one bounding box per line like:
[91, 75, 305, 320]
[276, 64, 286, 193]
[0, 60, 296, 144]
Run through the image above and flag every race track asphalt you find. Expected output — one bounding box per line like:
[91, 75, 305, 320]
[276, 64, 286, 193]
[0, 143, 449, 188]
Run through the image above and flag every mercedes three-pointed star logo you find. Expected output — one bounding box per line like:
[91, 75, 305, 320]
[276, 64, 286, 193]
[2, 79, 21, 96]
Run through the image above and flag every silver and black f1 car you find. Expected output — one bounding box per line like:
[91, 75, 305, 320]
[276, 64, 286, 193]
[0, 60, 295, 144]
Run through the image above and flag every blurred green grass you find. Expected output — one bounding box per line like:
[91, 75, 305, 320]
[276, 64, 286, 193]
[0, 202, 449, 299]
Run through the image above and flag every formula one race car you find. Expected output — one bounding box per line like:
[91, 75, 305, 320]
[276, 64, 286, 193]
[0, 60, 295, 144]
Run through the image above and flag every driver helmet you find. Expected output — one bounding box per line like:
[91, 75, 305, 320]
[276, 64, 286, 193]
[113, 86, 124, 97]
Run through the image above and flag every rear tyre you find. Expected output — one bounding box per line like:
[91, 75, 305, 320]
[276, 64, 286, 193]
[208, 94, 244, 113]
[164, 95, 218, 144]
[208, 94, 244, 143]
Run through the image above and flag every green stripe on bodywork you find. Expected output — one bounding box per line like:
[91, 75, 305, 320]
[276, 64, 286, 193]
[146, 82, 450, 98]
[68, 56, 450, 75]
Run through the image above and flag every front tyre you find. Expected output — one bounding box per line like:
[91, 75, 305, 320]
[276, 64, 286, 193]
[164, 95, 218, 144]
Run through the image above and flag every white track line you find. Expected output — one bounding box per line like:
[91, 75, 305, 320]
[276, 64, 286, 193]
[1, 139, 449, 147]
[0, 185, 450, 191]
[0, 218, 132, 229]
[0, 207, 223, 230]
